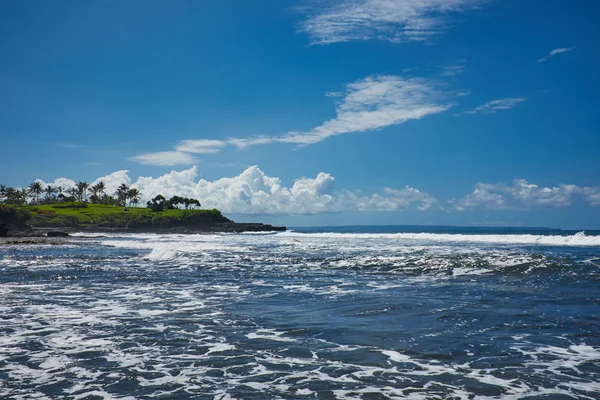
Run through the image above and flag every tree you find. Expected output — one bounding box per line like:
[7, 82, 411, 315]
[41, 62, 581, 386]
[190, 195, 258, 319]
[190, 198, 201, 209]
[4, 187, 26, 205]
[76, 181, 89, 202]
[128, 188, 141, 207]
[95, 181, 106, 203]
[29, 181, 43, 203]
[44, 185, 56, 202]
[115, 183, 130, 206]
[19, 188, 29, 204]
[67, 187, 78, 201]
[147, 194, 166, 212]
[88, 185, 98, 204]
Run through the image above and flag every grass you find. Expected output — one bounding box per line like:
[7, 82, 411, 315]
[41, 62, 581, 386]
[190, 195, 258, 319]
[16, 203, 228, 228]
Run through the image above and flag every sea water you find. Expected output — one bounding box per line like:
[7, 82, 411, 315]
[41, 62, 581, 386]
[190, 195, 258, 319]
[0, 227, 599, 399]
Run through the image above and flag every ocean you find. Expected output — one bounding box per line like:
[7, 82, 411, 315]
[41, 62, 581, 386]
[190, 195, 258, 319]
[0, 226, 599, 399]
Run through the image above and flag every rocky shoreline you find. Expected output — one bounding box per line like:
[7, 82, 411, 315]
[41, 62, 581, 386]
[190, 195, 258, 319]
[0, 222, 286, 245]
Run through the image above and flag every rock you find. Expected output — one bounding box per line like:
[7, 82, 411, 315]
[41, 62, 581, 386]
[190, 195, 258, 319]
[47, 231, 69, 237]
[0, 221, 8, 237]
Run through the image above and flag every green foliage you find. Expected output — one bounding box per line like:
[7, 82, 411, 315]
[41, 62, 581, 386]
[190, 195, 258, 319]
[30, 214, 79, 227]
[151, 214, 169, 226]
[12, 201, 227, 230]
[36, 210, 57, 216]
[52, 202, 88, 209]
[0, 204, 32, 225]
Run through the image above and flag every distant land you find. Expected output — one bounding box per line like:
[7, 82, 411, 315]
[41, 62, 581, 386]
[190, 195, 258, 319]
[0, 203, 285, 237]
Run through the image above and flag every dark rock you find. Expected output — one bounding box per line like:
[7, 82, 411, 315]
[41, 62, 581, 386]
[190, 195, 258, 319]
[0, 221, 8, 237]
[47, 231, 69, 237]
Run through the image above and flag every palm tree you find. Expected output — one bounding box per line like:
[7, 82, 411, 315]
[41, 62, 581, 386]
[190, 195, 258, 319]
[67, 187, 78, 201]
[128, 188, 141, 207]
[95, 181, 106, 203]
[88, 185, 99, 204]
[19, 188, 29, 204]
[44, 185, 56, 202]
[29, 181, 43, 203]
[4, 187, 22, 204]
[115, 183, 130, 207]
[76, 181, 89, 202]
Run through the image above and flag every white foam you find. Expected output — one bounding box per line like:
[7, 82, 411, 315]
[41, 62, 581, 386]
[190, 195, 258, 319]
[246, 329, 296, 342]
[278, 230, 600, 247]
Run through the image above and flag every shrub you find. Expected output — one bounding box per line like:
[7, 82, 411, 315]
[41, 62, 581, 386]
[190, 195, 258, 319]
[52, 202, 88, 209]
[151, 215, 170, 227]
[36, 210, 57, 216]
[0, 205, 32, 229]
[126, 214, 153, 229]
[30, 214, 79, 227]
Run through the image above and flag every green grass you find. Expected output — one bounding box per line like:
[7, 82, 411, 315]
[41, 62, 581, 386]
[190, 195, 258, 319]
[17, 203, 228, 228]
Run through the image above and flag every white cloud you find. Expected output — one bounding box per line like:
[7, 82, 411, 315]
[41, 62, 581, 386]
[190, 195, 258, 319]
[537, 47, 575, 63]
[127, 151, 198, 166]
[347, 187, 437, 212]
[458, 97, 525, 115]
[451, 179, 600, 210]
[299, 0, 484, 45]
[584, 188, 600, 206]
[438, 60, 466, 77]
[127, 75, 454, 163]
[92, 170, 131, 196]
[38, 166, 436, 215]
[449, 188, 506, 211]
[175, 139, 226, 154]
[34, 177, 77, 190]
[229, 75, 453, 148]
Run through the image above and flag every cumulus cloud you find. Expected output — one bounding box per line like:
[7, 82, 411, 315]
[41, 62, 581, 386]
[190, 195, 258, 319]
[457, 97, 525, 115]
[584, 188, 600, 206]
[38, 166, 436, 215]
[91, 170, 132, 197]
[299, 0, 484, 45]
[537, 47, 575, 63]
[34, 177, 77, 190]
[127, 151, 198, 166]
[451, 179, 600, 210]
[449, 188, 506, 211]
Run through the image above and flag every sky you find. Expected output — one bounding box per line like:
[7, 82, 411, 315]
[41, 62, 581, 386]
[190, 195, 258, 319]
[1, 0, 599, 229]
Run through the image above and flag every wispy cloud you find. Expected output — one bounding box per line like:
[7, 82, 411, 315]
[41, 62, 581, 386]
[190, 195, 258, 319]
[537, 47, 575, 63]
[299, 0, 484, 45]
[58, 143, 84, 149]
[230, 75, 453, 148]
[438, 60, 466, 77]
[128, 151, 198, 166]
[450, 179, 600, 210]
[457, 97, 525, 115]
[175, 139, 227, 154]
[128, 74, 455, 164]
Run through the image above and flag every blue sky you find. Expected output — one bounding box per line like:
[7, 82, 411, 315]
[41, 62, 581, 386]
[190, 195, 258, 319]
[1, 0, 599, 229]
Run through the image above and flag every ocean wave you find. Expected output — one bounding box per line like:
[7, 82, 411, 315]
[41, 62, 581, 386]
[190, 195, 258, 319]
[281, 230, 600, 246]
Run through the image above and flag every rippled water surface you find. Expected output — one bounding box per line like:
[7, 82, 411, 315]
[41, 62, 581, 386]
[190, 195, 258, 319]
[1, 228, 599, 399]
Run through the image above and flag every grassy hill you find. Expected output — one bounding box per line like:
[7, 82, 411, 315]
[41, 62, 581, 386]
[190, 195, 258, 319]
[17, 202, 229, 229]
